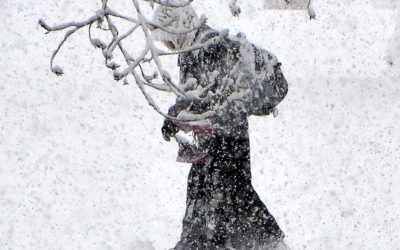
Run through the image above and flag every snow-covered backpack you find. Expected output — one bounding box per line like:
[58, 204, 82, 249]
[215, 31, 288, 117]
[176, 26, 288, 123]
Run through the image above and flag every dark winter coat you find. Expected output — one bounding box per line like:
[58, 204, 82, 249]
[170, 26, 288, 249]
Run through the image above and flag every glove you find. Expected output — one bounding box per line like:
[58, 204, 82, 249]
[161, 119, 179, 141]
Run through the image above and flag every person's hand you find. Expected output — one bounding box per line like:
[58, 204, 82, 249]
[161, 119, 179, 141]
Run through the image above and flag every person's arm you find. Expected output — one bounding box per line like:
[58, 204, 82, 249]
[161, 35, 236, 140]
[161, 98, 190, 141]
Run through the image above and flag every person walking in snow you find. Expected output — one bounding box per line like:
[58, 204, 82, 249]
[152, 5, 288, 249]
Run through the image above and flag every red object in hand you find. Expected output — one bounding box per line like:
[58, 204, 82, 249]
[192, 125, 213, 138]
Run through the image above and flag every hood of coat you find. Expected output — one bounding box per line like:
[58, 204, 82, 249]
[151, 5, 199, 50]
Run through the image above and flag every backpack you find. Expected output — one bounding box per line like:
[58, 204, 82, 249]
[177, 27, 288, 121]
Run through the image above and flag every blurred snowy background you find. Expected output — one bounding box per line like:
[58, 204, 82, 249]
[1, 0, 399, 249]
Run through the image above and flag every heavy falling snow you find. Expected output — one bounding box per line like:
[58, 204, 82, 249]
[0, 0, 399, 249]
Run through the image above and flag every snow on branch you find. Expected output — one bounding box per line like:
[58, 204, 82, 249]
[39, 0, 219, 122]
[40, 0, 304, 122]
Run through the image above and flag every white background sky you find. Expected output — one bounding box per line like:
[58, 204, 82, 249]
[1, 0, 399, 249]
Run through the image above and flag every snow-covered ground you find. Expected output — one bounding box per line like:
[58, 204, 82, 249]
[1, 0, 399, 249]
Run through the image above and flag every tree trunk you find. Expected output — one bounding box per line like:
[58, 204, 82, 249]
[174, 117, 286, 250]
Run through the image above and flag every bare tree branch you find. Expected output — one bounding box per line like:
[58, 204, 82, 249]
[49, 28, 79, 74]
[103, 1, 215, 121]
[41, 0, 298, 122]
[105, 7, 139, 23]
[39, 1, 214, 121]
[39, 16, 99, 33]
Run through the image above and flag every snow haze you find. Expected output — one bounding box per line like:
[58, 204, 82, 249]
[0, 0, 399, 249]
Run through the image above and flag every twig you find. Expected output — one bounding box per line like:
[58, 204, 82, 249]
[105, 7, 139, 23]
[107, 24, 140, 55]
[40, 0, 222, 122]
[39, 15, 99, 32]
[49, 27, 78, 74]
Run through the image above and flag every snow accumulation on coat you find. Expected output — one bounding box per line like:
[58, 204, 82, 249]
[168, 25, 288, 130]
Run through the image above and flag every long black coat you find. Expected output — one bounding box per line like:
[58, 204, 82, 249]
[171, 26, 289, 249]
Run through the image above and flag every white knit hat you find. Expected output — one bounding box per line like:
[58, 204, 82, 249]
[152, 5, 199, 49]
